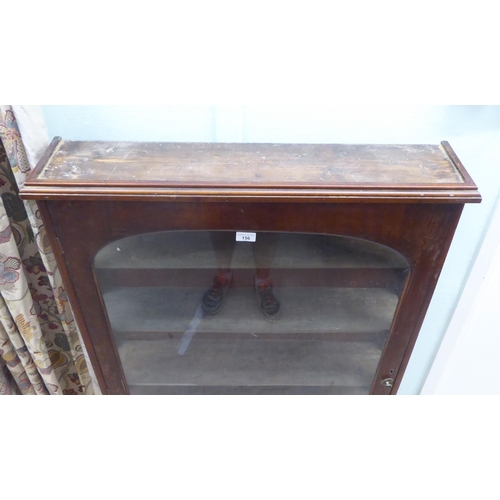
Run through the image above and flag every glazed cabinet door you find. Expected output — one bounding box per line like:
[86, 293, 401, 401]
[41, 200, 463, 395]
[93, 230, 410, 395]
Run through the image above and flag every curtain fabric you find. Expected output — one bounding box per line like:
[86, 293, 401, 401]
[0, 106, 94, 395]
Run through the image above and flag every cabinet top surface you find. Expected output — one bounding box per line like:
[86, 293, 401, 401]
[21, 138, 481, 203]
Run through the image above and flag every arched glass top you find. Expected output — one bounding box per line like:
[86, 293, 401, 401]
[94, 231, 409, 394]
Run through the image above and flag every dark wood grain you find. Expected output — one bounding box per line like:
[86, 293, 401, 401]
[21, 140, 481, 203]
[23, 139, 481, 395]
[45, 199, 467, 395]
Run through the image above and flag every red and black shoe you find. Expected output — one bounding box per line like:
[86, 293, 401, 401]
[202, 271, 232, 316]
[256, 278, 281, 321]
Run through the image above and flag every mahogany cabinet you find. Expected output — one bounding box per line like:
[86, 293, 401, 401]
[21, 139, 481, 395]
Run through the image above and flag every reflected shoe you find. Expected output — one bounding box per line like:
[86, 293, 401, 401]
[256, 279, 281, 321]
[202, 272, 232, 316]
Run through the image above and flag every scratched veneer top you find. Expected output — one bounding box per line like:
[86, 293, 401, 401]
[34, 141, 465, 186]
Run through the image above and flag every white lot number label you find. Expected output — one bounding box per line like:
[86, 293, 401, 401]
[236, 232, 256, 242]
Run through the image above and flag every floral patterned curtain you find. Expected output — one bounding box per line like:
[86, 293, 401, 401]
[0, 106, 95, 395]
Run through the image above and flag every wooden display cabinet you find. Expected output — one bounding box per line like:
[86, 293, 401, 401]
[21, 139, 481, 395]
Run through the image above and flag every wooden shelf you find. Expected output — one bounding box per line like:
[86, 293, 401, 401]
[103, 286, 399, 336]
[127, 384, 370, 395]
[96, 267, 406, 290]
[114, 330, 389, 343]
[118, 338, 382, 391]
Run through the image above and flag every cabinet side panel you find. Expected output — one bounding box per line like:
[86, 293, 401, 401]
[45, 200, 129, 394]
[39, 201, 110, 393]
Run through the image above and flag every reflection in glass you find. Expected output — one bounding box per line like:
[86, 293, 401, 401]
[202, 232, 280, 320]
[94, 231, 409, 394]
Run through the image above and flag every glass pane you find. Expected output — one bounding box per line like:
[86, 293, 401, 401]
[94, 231, 409, 394]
